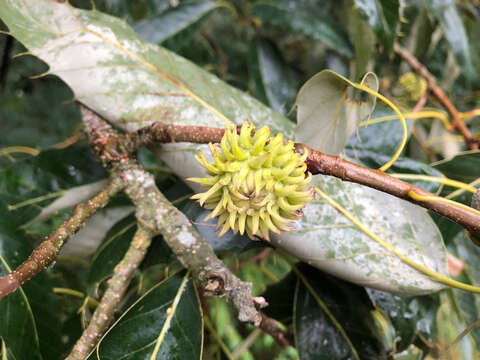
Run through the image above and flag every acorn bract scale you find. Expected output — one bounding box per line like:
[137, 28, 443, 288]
[188, 122, 312, 241]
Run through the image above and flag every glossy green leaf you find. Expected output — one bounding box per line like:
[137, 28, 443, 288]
[134, 1, 218, 44]
[349, 7, 375, 80]
[0, 230, 43, 360]
[294, 70, 378, 155]
[353, 0, 399, 54]
[181, 201, 253, 253]
[0, 0, 449, 294]
[424, 0, 475, 78]
[256, 38, 297, 115]
[0, 80, 80, 150]
[262, 271, 296, 322]
[87, 212, 177, 291]
[0, 200, 63, 359]
[87, 214, 136, 291]
[250, 3, 353, 58]
[412, 8, 436, 60]
[366, 289, 417, 352]
[95, 272, 203, 360]
[432, 150, 480, 183]
[293, 264, 385, 360]
[0, 146, 105, 359]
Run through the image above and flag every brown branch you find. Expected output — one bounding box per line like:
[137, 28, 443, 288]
[0, 179, 122, 300]
[394, 44, 478, 150]
[66, 225, 153, 360]
[235, 248, 272, 271]
[259, 313, 293, 347]
[122, 122, 480, 239]
[299, 143, 480, 238]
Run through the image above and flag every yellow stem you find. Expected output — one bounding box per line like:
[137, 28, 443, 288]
[8, 190, 65, 211]
[460, 109, 480, 121]
[150, 273, 190, 360]
[360, 110, 451, 129]
[446, 178, 480, 199]
[0, 146, 39, 157]
[355, 84, 407, 171]
[53, 287, 99, 307]
[314, 187, 480, 294]
[390, 174, 477, 193]
[408, 191, 480, 216]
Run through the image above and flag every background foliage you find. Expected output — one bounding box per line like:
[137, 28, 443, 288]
[0, 0, 480, 359]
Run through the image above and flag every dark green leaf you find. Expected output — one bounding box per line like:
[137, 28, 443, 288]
[250, 3, 353, 58]
[0, 80, 80, 150]
[87, 214, 136, 291]
[134, 1, 218, 44]
[256, 38, 297, 115]
[181, 201, 254, 253]
[425, 0, 476, 78]
[432, 150, 480, 183]
[0, 232, 44, 360]
[95, 273, 203, 360]
[350, 7, 375, 80]
[262, 271, 296, 322]
[0, 204, 63, 360]
[366, 289, 417, 352]
[0, 147, 102, 360]
[294, 264, 386, 359]
[353, 0, 400, 54]
[0, 146, 106, 229]
[412, 8, 436, 60]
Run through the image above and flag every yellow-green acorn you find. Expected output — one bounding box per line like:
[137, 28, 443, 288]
[187, 122, 313, 241]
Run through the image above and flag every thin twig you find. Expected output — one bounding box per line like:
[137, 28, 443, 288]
[394, 44, 478, 150]
[299, 143, 480, 238]
[235, 248, 272, 270]
[447, 318, 480, 351]
[0, 179, 122, 300]
[259, 313, 292, 347]
[66, 225, 153, 360]
[231, 328, 262, 359]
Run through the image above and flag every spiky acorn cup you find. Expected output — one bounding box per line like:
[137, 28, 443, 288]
[187, 122, 313, 241]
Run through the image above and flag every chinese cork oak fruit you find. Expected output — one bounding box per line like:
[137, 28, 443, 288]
[188, 122, 313, 241]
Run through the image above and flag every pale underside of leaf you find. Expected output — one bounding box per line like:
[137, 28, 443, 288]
[294, 70, 378, 155]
